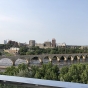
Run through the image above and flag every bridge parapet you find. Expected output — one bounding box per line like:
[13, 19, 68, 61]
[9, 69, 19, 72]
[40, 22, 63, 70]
[1, 75, 88, 88]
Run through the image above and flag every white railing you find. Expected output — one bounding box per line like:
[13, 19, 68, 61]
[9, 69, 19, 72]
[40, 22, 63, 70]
[0, 75, 88, 88]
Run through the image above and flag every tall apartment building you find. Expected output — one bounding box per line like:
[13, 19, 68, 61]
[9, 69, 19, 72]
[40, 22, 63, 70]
[8, 40, 18, 47]
[29, 40, 35, 46]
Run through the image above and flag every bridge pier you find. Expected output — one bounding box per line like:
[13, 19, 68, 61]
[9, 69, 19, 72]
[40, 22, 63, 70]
[26, 60, 30, 66]
[57, 57, 60, 62]
[64, 57, 67, 65]
[40, 61, 43, 65]
[39, 58, 43, 65]
[12, 61, 15, 66]
[49, 58, 52, 62]
[70, 56, 74, 64]
[57, 57, 60, 65]
[77, 56, 80, 63]
[83, 56, 86, 62]
[69, 57, 73, 64]
[71, 60, 74, 64]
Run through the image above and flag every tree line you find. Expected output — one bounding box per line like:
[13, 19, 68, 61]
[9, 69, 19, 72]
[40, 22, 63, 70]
[0, 44, 88, 55]
[18, 46, 88, 55]
[0, 63, 88, 84]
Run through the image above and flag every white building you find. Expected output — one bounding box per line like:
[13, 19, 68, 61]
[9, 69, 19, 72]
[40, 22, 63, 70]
[4, 47, 19, 55]
[4, 40, 7, 44]
[58, 43, 66, 47]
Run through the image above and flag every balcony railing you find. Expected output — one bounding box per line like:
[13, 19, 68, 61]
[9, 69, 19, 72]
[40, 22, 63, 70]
[0, 75, 88, 88]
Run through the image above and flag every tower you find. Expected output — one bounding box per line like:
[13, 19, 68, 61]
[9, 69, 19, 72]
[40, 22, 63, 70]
[29, 40, 35, 46]
[52, 38, 56, 48]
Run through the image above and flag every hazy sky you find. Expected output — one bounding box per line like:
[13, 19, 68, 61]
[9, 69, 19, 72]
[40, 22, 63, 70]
[0, 0, 88, 45]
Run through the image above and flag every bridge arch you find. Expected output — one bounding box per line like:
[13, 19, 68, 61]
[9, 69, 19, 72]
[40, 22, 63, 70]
[43, 56, 52, 64]
[80, 55, 86, 62]
[73, 55, 80, 63]
[15, 58, 28, 66]
[52, 56, 57, 61]
[67, 55, 74, 60]
[0, 58, 13, 66]
[60, 56, 67, 62]
[30, 56, 42, 65]
[67, 55, 74, 64]
[52, 56, 59, 64]
[0, 54, 88, 66]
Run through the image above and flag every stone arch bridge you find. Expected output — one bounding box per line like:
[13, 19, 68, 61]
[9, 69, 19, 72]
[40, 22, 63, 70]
[0, 53, 88, 66]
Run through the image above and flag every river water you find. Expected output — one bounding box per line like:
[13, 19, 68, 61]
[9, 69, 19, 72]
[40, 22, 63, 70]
[0, 58, 88, 72]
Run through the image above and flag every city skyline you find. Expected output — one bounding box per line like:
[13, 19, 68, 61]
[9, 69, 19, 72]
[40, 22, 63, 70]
[3, 39, 88, 46]
[0, 0, 88, 45]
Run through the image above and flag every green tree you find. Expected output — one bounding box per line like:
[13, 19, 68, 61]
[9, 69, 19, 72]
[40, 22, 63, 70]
[4, 66, 18, 76]
[0, 52, 2, 55]
[60, 63, 87, 83]
[19, 46, 28, 55]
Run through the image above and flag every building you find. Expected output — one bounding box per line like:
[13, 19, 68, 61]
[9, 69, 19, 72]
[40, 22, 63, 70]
[66, 45, 81, 49]
[29, 40, 35, 46]
[58, 43, 66, 47]
[18, 42, 27, 47]
[52, 38, 56, 47]
[35, 43, 44, 48]
[4, 47, 19, 55]
[44, 41, 51, 48]
[79, 46, 88, 49]
[4, 40, 7, 44]
[8, 40, 18, 47]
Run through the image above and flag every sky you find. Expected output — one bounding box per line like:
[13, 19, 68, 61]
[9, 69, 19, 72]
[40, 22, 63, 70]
[0, 0, 88, 45]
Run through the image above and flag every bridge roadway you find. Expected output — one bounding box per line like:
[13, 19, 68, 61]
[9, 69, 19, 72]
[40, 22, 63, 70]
[0, 53, 88, 66]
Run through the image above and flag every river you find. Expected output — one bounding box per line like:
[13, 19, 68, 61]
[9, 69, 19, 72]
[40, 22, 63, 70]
[0, 57, 88, 72]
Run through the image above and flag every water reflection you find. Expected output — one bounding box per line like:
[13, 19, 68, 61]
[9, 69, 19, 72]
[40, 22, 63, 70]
[43, 57, 49, 64]
[30, 60, 40, 66]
